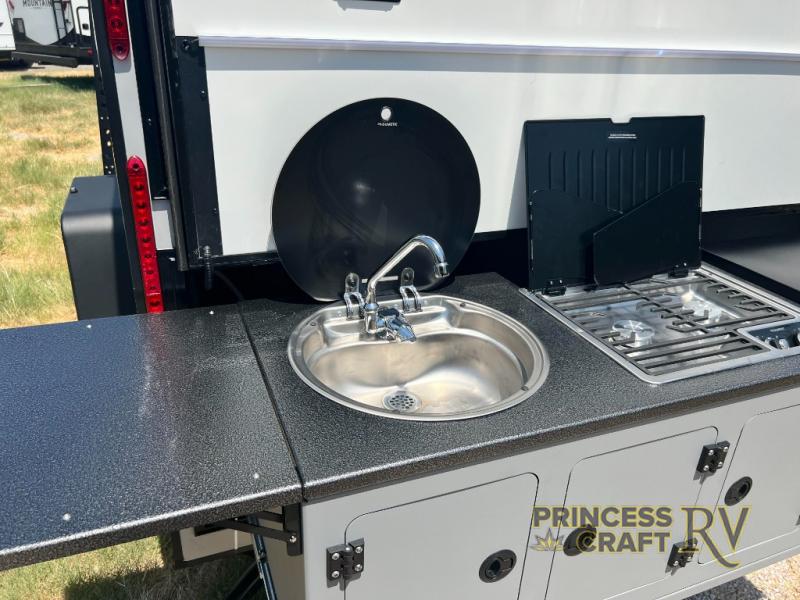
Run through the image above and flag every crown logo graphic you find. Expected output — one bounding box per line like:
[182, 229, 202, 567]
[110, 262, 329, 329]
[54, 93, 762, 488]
[531, 530, 565, 552]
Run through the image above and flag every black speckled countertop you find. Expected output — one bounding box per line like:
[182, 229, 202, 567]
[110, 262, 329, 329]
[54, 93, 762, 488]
[240, 272, 800, 501]
[0, 306, 300, 571]
[4, 271, 800, 571]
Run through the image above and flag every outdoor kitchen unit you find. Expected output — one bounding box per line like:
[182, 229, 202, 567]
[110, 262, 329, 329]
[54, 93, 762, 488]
[2, 2, 800, 600]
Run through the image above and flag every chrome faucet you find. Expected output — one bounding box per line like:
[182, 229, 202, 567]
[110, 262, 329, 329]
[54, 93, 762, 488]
[358, 235, 449, 341]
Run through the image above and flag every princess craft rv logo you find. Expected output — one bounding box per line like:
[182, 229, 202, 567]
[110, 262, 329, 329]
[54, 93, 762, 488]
[530, 504, 751, 569]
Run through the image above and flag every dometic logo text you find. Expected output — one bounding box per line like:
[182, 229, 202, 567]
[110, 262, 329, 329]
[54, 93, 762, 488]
[608, 132, 638, 140]
[22, 0, 54, 7]
[530, 505, 750, 569]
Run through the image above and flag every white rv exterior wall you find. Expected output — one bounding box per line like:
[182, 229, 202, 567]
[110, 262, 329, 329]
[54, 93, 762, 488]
[9, 0, 61, 46]
[171, 0, 800, 53]
[70, 0, 91, 38]
[0, 1, 14, 53]
[169, 0, 800, 257]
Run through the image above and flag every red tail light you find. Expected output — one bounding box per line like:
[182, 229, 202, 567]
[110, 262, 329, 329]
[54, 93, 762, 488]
[127, 156, 164, 313]
[103, 0, 130, 61]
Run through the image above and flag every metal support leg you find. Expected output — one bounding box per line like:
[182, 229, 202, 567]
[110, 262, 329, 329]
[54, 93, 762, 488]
[250, 515, 279, 600]
[224, 562, 262, 600]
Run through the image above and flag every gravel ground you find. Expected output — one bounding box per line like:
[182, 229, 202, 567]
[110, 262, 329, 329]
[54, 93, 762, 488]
[688, 555, 800, 599]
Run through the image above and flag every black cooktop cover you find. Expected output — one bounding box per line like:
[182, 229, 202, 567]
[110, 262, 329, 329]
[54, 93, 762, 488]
[524, 116, 704, 291]
[273, 98, 480, 301]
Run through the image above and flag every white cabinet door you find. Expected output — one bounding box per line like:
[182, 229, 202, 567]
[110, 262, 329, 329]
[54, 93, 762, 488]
[546, 428, 717, 600]
[699, 404, 800, 564]
[344, 473, 538, 600]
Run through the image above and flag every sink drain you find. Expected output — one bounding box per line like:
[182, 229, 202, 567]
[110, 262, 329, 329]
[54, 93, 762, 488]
[383, 390, 421, 413]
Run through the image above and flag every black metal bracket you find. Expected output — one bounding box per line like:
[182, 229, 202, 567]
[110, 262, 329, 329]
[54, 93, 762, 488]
[326, 539, 365, 582]
[696, 441, 730, 474]
[669, 264, 691, 279]
[544, 280, 567, 297]
[214, 504, 303, 556]
[667, 539, 698, 569]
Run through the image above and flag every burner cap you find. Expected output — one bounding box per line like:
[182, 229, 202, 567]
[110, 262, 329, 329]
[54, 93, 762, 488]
[612, 320, 655, 346]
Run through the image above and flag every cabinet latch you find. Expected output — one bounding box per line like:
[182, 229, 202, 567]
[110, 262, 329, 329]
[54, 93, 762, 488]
[668, 539, 698, 569]
[326, 539, 365, 582]
[696, 441, 730, 474]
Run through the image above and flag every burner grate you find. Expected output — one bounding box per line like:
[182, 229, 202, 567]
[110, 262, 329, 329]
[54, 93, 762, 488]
[543, 270, 794, 378]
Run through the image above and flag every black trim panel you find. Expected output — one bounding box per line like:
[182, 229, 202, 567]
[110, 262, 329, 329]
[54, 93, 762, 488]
[163, 32, 223, 265]
[11, 50, 78, 67]
[89, 0, 145, 312]
[702, 204, 800, 246]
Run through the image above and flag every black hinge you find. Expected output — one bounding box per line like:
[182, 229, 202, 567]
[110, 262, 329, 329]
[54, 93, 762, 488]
[669, 264, 691, 278]
[667, 539, 698, 569]
[544, 280, 567, 296]
[696, 441, 730, 474]
[326, 539, 365, 582]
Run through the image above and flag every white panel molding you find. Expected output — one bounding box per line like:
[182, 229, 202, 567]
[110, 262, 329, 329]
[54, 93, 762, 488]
[200, 36, 800, 63]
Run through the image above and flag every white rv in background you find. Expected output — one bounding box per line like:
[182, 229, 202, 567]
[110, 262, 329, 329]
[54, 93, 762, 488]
[0, 0, 14, 61]
[9, 0, 92, 66]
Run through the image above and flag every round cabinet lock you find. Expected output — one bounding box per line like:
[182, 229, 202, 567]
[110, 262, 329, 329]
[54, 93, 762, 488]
[564, 526, 598, 557]
[725, 476, 753, 506]
[479, 549, 516, 583]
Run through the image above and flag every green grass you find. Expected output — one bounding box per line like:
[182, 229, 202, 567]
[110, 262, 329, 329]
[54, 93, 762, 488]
[0, 67, 249, 598]
[0, 69, 100, 327]
[0, 538, 252, 600]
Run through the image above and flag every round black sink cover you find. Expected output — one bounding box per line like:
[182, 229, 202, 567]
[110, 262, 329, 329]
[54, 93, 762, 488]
[272, 98, 480, 301]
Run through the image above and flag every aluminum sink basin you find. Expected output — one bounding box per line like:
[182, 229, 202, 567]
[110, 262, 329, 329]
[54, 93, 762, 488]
[287, 296, 549, 421]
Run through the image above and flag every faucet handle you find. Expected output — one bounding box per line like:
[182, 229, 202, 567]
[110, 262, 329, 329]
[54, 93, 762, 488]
[343, 272, 365, 320]
[377, 307, 417, 342]
[399, 267, 423, 313]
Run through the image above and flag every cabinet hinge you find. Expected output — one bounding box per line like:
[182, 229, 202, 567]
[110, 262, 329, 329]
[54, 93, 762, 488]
[696, 441, 730, 474]
[544, 280, 567, 296]
[326, 539, 365, 582]
[668, 539, 698, 569]
[669, 265, 691, 279]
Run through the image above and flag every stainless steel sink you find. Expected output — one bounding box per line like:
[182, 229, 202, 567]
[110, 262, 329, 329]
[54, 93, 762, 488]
[287, 296, 549, 421]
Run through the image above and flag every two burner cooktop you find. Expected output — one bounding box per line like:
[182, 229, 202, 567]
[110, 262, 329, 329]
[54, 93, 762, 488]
[523, 266, 800, 383]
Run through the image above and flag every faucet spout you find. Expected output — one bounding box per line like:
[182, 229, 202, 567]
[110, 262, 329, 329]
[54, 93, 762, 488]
[365, 235, 448, 307]
[363, 235, 448, 339]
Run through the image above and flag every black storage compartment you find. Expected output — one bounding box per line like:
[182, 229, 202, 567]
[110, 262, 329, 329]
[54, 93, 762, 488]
[61, 175, 136, 319]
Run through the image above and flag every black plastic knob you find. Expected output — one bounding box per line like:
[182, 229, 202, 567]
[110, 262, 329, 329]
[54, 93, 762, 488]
[564, 526, 598, 556]
[725, 476, 753, 506]
[479, 550, 517, 583]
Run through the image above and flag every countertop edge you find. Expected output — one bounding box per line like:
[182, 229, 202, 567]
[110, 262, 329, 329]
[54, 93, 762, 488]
[0, 483, 302, 572]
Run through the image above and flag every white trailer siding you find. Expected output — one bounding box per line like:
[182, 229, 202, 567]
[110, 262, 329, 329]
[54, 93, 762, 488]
[0, 0, 15, 54]
[10, 0, 63, 46]
[165, 0, 800, 258]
